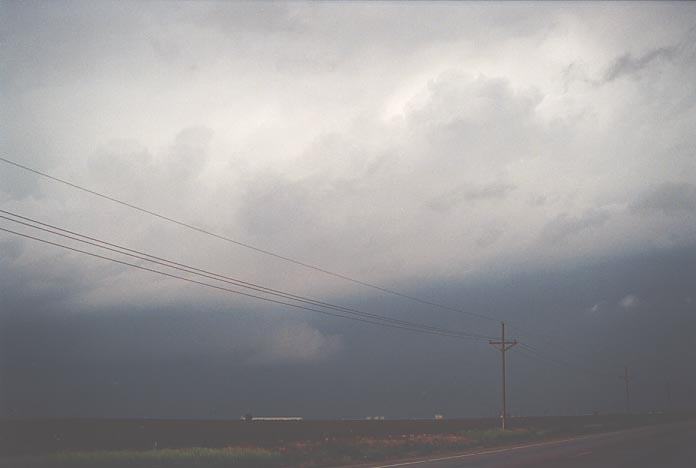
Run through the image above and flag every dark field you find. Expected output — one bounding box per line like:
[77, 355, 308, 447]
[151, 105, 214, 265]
[1, 413, 690, 457]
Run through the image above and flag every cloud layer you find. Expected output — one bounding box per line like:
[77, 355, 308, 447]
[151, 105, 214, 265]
[2, 1, 696, 418]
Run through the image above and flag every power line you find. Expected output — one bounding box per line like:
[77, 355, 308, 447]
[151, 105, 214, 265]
[3, 213, 632, 381]
[1, 210, 493, 340]
[4, 223, 631, 416]
[4, 218, 624, 387]
[0, 156, 499, 323]
[517, 343, 616, 380]
[0, 157, 630, 377]
[0, 224, 491, 342]
[513, 315, 634, 377]
[508, 322, 625, 371]
[0, 211, 491, 340]
[0, 216, 627, 388]
[521, 341, 655, 392]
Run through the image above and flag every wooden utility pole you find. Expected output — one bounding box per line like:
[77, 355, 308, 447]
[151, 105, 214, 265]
[620, 367, 631, 413]
[489, 322, 517, 430]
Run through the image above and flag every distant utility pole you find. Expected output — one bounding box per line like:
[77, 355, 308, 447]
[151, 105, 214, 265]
[620, 367, 631, 413]
[489, 321, 517, 430]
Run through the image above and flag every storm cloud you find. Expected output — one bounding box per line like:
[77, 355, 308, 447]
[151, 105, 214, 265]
[1, 1, 695, 419]
[630, 182, 696, 215]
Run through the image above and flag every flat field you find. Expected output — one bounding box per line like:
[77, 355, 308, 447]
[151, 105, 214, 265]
[0, 413, 690, 467]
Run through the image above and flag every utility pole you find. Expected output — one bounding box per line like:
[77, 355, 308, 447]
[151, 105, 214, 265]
[489, 321, 517, 430]
[620, 367, 631, 413]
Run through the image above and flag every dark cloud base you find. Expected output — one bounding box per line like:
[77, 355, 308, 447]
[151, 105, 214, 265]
[2, 243, 694, 420]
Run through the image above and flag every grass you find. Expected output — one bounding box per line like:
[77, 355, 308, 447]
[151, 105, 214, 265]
[7, 415, 684, 467]
[457, 427, 550, 446]
[278, 427, 554, 466]
[20, 429, 554, 467]
[41, 447, 283, 467]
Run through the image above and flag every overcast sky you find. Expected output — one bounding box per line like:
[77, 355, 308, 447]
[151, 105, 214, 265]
[1, 1, 695, 419]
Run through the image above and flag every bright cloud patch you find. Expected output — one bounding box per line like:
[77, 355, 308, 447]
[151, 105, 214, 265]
[247, 323, 343, 365]
[619, 294, 640, 309]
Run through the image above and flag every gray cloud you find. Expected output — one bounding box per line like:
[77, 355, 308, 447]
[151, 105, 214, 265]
[427, 182, 516, 212]
[3, 242, 695, 418]
[247, 322, 343, 365]
[619, 294, 640, 309]
[603, 46, 677, 83]
[539, 209, 612, 244]
[200, 2, 302, 36]
[630, 182, 696, 215]
[3, 1, 695, 322]
[2, 1, 696, 419]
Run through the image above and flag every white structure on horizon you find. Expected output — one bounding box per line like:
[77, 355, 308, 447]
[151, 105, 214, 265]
[241, 416, 303, 421]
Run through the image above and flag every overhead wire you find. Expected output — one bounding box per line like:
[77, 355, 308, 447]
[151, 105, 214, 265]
[1, 210, 494, 339]
[0, 217, 628, 379]
[0, 212, 625, 378]
[508, 322, 628, 374]
[516, 342, 617, 380]
[0, 156, 500, 323]
[0, 157, 631, 377]
[0, 220, 492, 342]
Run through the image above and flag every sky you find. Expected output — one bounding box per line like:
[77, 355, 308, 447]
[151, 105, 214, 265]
[1, 1, 695, 419]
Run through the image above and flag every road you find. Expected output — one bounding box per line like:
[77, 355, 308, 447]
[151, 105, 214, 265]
[371, 420, 696, 468]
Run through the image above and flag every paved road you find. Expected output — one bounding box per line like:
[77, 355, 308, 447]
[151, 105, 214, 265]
[371, 420, 696, 468]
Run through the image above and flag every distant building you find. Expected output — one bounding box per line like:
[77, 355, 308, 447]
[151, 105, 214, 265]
[434, 414, 444, 420]
[241, 416, 303, 421]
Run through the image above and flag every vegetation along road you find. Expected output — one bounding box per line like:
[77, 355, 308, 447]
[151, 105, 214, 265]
[366, 420, 696, 468]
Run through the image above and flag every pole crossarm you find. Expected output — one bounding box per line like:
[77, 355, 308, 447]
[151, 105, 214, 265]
[489, 340, 518, 351]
